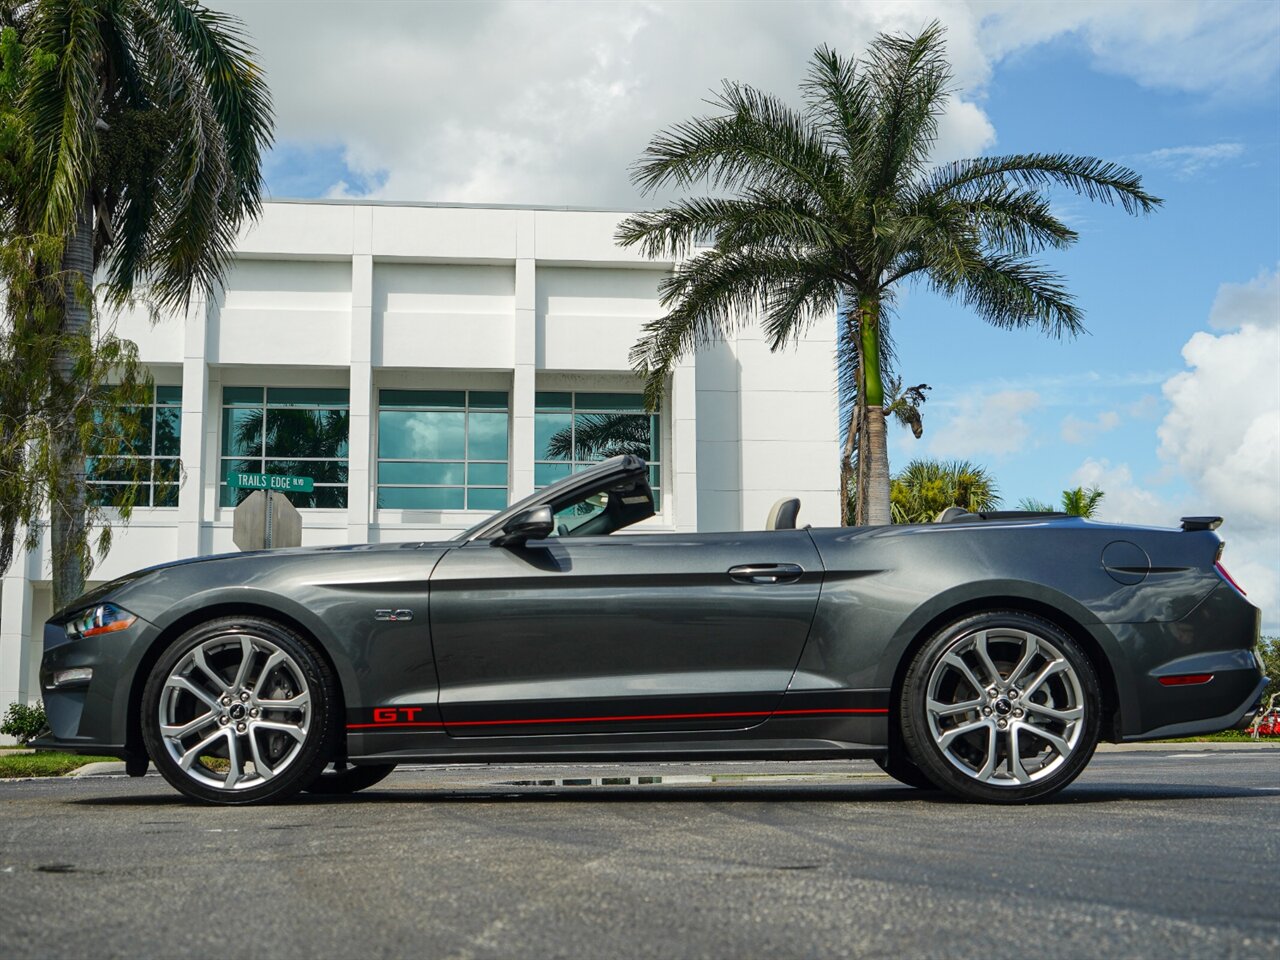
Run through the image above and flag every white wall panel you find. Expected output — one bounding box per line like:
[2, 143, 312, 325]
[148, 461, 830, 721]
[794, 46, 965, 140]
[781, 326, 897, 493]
[105, 301, 184, 364]
[236, 203, 355, 258]
[370, 206, 518, 260]
[373, 263, 514, 368]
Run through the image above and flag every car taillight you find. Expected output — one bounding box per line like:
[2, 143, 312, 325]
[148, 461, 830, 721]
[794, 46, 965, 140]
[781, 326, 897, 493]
[1214, 561, 1247, 596]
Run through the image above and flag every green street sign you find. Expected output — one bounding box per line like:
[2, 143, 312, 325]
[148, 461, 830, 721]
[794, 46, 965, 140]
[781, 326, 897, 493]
[226, 471, 314, 494]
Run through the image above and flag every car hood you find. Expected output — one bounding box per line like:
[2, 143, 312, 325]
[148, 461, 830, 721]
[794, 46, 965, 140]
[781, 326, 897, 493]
[54, 539, 457, 619]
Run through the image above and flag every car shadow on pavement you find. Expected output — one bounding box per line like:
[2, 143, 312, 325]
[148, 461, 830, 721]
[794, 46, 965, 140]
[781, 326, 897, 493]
[68, 780, 1276, 807]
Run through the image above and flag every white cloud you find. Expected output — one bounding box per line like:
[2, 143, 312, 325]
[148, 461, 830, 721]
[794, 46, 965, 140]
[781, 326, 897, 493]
[208, 0, 1276, 207]
[1208, 266, 1280, 331]
[1154, 267, 1280, 625]
[929, 389, 1040, 458]
[1126, 394, 1161, 421]
[1061, 410, 1121, 444]
[1134, 142, 1246, 179]
[976, 0, 1280, 100]
[1069, 458, 1172, 528]
[214, 0, 997, 206]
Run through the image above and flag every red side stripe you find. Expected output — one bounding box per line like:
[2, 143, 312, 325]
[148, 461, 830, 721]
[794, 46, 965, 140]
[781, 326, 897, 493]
[347, 706, 886, 731]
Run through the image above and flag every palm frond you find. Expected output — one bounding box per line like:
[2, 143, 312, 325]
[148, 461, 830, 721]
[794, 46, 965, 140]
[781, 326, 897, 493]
[862, 19, 951, 200]
[922, 153, 1163, 215]
[630, 247, 838, 409]
[156, 0, 273, 215]
[628, 78, 844, 207]
[616, 191, 849, 261]
[929, 251, 1082, 338]
[24, 0, 103, 232]
[801, 44, 875, 176]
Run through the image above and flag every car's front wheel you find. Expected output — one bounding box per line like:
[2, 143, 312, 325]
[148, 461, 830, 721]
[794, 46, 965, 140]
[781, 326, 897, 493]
[141, 617, 336, 805]
[899, 611, 1101, 804]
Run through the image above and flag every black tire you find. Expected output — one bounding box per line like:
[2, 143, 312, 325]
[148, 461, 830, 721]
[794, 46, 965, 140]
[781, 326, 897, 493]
[875, 753, 938, 790]
[141, 616, 337, 805]
[304, 762, 397, 795]
[899, 610, 1101, 804]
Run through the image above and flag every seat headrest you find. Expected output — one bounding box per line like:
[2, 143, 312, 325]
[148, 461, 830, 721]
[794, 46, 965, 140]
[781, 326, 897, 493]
[766, 497, 801, 530]
[935, 506, 974, 523]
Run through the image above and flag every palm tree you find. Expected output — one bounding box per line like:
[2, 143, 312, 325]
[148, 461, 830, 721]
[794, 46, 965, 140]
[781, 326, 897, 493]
[1017, 486, 1105, 518]
[11, 0, 271, 605]
[889, 457, 1000, 524]
[1059, 485, 1105, 518]
[616, 22, 1160, 527]
[545, 413, 654, 462]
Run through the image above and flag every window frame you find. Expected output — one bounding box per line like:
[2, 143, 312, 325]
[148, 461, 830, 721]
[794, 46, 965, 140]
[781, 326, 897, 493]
[86, 385, 183, 509]
[374, 389, 510, 513]
[217, 386, 351, 510]
[533, 391, 662, 509]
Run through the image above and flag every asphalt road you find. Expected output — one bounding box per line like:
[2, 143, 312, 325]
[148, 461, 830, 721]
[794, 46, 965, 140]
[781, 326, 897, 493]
[2, 749, 1278, 959]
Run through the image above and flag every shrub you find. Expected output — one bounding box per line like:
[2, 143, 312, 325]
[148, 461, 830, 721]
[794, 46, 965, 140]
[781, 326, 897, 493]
[1, 701, 47, 745]
[1260, 637, 1279, 703]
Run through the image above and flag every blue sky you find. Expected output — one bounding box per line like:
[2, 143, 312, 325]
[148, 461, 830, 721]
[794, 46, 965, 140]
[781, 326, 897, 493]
[218, 0, 1279, 624]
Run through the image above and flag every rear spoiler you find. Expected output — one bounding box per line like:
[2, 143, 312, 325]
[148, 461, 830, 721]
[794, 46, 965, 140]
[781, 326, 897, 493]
[1181, 516, 1223, 531]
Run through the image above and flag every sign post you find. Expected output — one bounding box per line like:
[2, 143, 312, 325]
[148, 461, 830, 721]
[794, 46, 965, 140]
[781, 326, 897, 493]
[229, 472, 312, 551]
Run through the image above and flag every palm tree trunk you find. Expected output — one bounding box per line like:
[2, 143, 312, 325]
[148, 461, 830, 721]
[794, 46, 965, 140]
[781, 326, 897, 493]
[838, 308, 858, 525]
[50, 197, 93, 609]
[859, 294, 891, 525]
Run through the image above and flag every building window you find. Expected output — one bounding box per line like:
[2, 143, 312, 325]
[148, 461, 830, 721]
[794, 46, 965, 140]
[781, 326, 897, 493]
[534, 392, 661, 507]
[376, 390, 509, 511]
[220, 387, 349, 508]
[87, 385, 182, 507]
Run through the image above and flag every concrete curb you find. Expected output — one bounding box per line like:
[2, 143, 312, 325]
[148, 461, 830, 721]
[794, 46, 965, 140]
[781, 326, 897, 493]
[70, 761, 130, 777]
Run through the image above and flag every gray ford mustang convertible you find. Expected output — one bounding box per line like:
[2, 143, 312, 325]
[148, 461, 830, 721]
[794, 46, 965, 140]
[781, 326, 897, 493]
[36, 455, 1266, 805]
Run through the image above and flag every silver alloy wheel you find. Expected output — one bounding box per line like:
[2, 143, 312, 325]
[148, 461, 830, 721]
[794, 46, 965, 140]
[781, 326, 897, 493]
[157, 634, 312, 791]
[925, 627, 1085, 787]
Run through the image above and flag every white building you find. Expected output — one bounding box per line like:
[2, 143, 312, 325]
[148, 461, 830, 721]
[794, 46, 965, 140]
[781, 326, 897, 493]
[0, 199, 839, 714]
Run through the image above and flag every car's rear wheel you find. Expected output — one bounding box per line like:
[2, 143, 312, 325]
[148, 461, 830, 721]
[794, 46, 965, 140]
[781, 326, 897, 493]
[899, 611, 1100, 804]
[304, 762, 397, 795]
[141, 617, 336, 805]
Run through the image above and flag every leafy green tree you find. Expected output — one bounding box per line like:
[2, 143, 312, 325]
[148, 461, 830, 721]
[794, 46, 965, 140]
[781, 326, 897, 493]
[888, 457, 1000, 524]
[1017, 485, 1105, 517]
[1259, 637, 1279, 707]
[1060, 485, 1105, 518]
[616, 22, 1160, 526]
[0, 0, 272, 607]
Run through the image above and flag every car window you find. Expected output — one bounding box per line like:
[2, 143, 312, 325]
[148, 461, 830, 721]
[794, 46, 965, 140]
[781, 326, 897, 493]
[550, 493, 609, 537]
[546, 482, 654, 538]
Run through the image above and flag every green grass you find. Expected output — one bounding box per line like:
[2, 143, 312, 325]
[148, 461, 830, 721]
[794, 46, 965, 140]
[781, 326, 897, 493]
[1155, 729, 1269, 744]
[0, 751, 103, 778]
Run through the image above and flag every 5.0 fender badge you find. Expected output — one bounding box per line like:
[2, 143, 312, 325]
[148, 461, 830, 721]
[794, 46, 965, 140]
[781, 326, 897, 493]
[374, 609, 414, 622]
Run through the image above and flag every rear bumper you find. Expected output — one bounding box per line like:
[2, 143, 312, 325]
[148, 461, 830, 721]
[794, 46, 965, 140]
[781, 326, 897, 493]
[1122, 676, 1268, 742]
[1111, 583, 1265, 741]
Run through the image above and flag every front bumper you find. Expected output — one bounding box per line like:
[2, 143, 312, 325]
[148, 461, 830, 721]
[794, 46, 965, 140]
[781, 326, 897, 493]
[34, 610, 156, 760]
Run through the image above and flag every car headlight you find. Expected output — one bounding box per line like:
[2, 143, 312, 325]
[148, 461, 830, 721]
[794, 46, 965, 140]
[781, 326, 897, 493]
[64, 603, 138, 640]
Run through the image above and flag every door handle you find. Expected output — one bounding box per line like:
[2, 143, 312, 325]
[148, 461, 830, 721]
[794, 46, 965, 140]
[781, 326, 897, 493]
[728, 563, 804, 585]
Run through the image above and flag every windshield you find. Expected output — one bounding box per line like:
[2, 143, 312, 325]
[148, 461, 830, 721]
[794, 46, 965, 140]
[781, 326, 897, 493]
[456, 454, 652, 542]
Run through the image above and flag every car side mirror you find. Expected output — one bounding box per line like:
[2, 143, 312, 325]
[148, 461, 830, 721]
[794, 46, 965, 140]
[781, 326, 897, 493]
[492, 505, 554, 548]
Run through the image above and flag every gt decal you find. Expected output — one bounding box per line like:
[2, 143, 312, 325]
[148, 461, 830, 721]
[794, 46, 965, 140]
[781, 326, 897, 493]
[373, 707, 425, 724]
